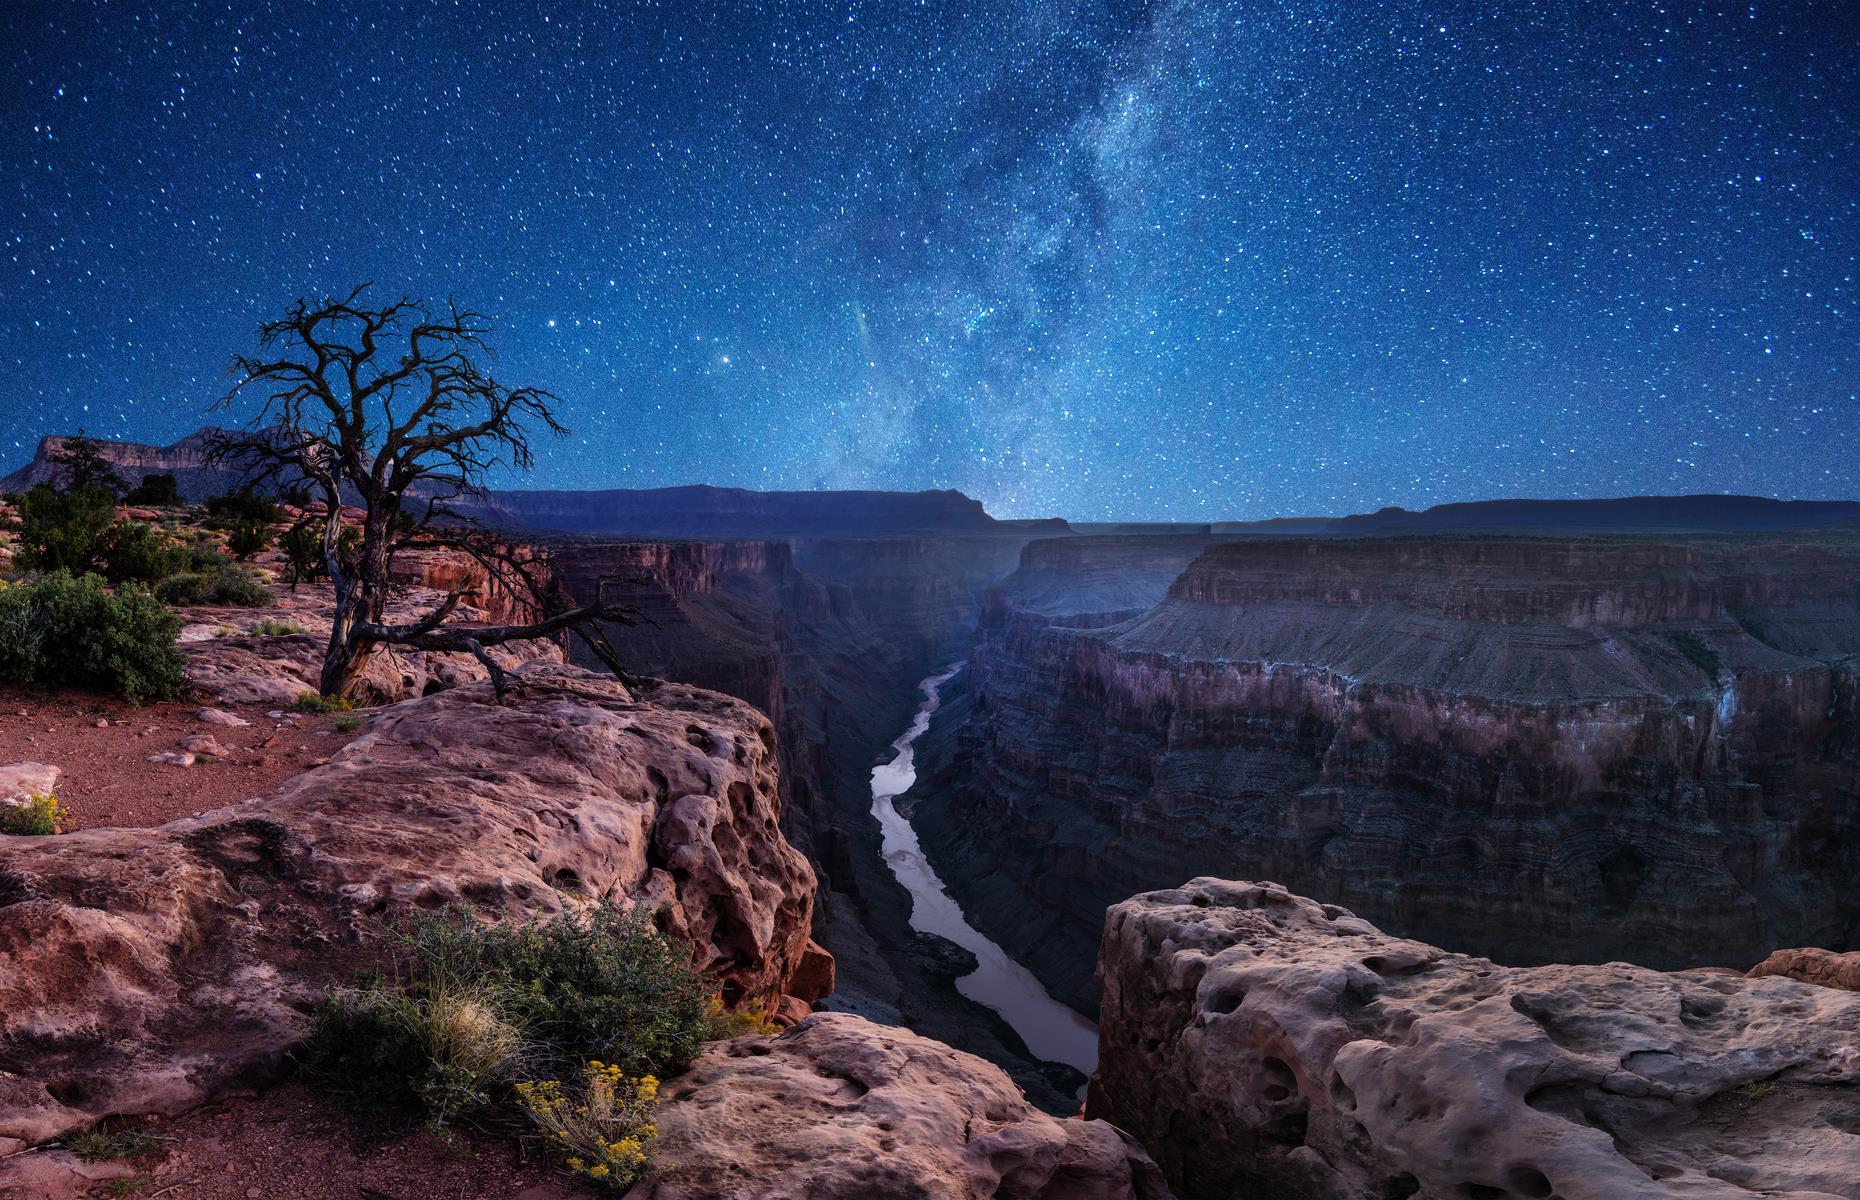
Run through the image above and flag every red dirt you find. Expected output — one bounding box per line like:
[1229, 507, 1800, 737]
[0, 687, 362, 830]
[61, 1083, 589, 1199]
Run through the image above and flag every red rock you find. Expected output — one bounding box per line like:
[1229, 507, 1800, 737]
[634, 1014, 1172, 1200]
[1749, 947, 1860, 991]
[1090, 877, 1860, 1200]
[0, 663, 818, 1152]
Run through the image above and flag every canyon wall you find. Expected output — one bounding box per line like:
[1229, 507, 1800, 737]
[1089, 878, 1860, 1200]
[914, 533, 1860, 1013]
[542, 533, 1098, 1109]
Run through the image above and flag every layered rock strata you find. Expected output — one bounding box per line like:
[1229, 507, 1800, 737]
[1090, 878, 1860, 1200]
[916, 534, 1860, 1012]
[0, 663, 822, 1151]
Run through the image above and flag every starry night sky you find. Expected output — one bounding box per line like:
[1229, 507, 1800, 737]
[2, 2, 1855, 520]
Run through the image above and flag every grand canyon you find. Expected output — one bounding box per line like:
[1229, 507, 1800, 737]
[5, 4, 1857, 1196]
[2, 430, 1858, 1198]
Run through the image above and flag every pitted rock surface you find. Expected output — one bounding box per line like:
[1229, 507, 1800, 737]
[628, 1013, 1172, 1200]
[0, 662, 820, 1152]
[1089, 878, 1860, 1200]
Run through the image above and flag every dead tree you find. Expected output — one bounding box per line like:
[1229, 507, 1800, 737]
[209, 285, 641, 701]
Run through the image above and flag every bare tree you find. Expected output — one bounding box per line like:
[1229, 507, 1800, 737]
[209, 285, 638, 701]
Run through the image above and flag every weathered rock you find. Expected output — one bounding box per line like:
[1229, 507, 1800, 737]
[0, 1148, 134, 1199]
[918, 533, 1860, 1013]
[144, 750, 195, 766]
[629, 1013, 1172, 1200]
[195, 707, 252, 728]
[1090, 878, 1860, 1200]
[1750, 947, 1860, 992]
[0, 663, 820, 1151]
[176, 734, 229, 758]
[0, 763, 59, 806]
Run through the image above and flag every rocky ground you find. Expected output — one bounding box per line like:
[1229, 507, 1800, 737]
[0, 691, 358, 830]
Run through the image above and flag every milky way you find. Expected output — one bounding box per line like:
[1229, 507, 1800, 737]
[2, 2, 1855, 519]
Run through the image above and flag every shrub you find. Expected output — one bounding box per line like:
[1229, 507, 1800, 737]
[702, 996, 779, 1039]
[401, 904, 711, 1076]
[204, 489, 278, 529]
[186, 540, 233, 572]
[294, 692, 353, 713]
[49, 431, 124, 499]
[0, 792, 67, 836]
[306, 975, 528, 1128]
[515, 1063, 660, 1190]
[252, 618, 306, 636]
[227, 517, 273, 561]
[0, 571, 185, 703]
[279, 519, 327, 590]
[155, 565, 271, 608]
[15, 484, 115, 574]
[123, 473, 180, 506]
[101, 522, 187, 585]
[301, 904, 711, 1135]
[333, 714, 361, 733]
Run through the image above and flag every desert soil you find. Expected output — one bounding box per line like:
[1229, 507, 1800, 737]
[56, 1084, 586, 1199]
[0, 687, 361, 829]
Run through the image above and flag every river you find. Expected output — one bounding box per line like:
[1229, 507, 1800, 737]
[868, 663, 1100, 1077]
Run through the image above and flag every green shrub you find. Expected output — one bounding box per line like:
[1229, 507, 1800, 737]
[306, 973, 527, 1128]
[101, 522, 187, 585]
[122, 473, 180, 506]
[186, 540, 233, 572]
[0, 572, 185, 703]
[279, 519, 328, 590]
[16, 484, 115, 574]
[227, 517, 273, 561]
[64, 1124, 158, 1163]
[252, 618, 305, 637]
[0, 792, 66, 836]
[294, 692, 353, 713]
[333, 714, 361, 733]
[301, 904, 711, 1133]
[204, 489, 278, 528]
[155, 565, 271, 608]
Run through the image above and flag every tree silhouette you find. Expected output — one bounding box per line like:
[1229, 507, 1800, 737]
[209, 285, 638, 700]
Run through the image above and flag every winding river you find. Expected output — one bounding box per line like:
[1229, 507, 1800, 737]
[869, 663, 1100, 1076]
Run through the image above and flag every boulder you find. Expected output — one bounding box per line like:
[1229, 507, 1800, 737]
[628, 1013, 1172, 1200]
[0, 663, 819, 1152]
[1090, 878, 1860, 1200]
[1750, 947, 1860, 992]
[195, 708, 252, 728]
[0, 764, 58, 806]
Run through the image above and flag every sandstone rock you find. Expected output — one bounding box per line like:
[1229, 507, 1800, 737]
[0, 1148, 134, 1199]
[629, 1013, 1172, 1200]
[0, 663, 818, 1149]
[1090, 878, 1860, 1200]
[790, 937, 837, 1002]
[144, 750, 196, 766]
[195, 708, 252, 728]
[0, 763, 58, 806]
[1750, 946, 1860, 992]
[177, 734, 230, 758]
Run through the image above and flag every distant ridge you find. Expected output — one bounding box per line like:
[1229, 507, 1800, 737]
[5, 429, 1854, 536]
[0, 428, 1054, 538]
[1325, 494, 1860, 534]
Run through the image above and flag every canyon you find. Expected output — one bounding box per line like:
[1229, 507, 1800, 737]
[911, 531, 1860, 1014]
[5, 428, 1860, 1196]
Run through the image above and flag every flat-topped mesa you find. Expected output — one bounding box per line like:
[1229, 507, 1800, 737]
[911, 532, 1860, 1014]
[986, 534, 1227, 625]
[1162, 535, 1860, 644]
[1089, 878, 1860, 1200]
[0, 663, 827, 1152]
[470, 484, 1006, 537]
